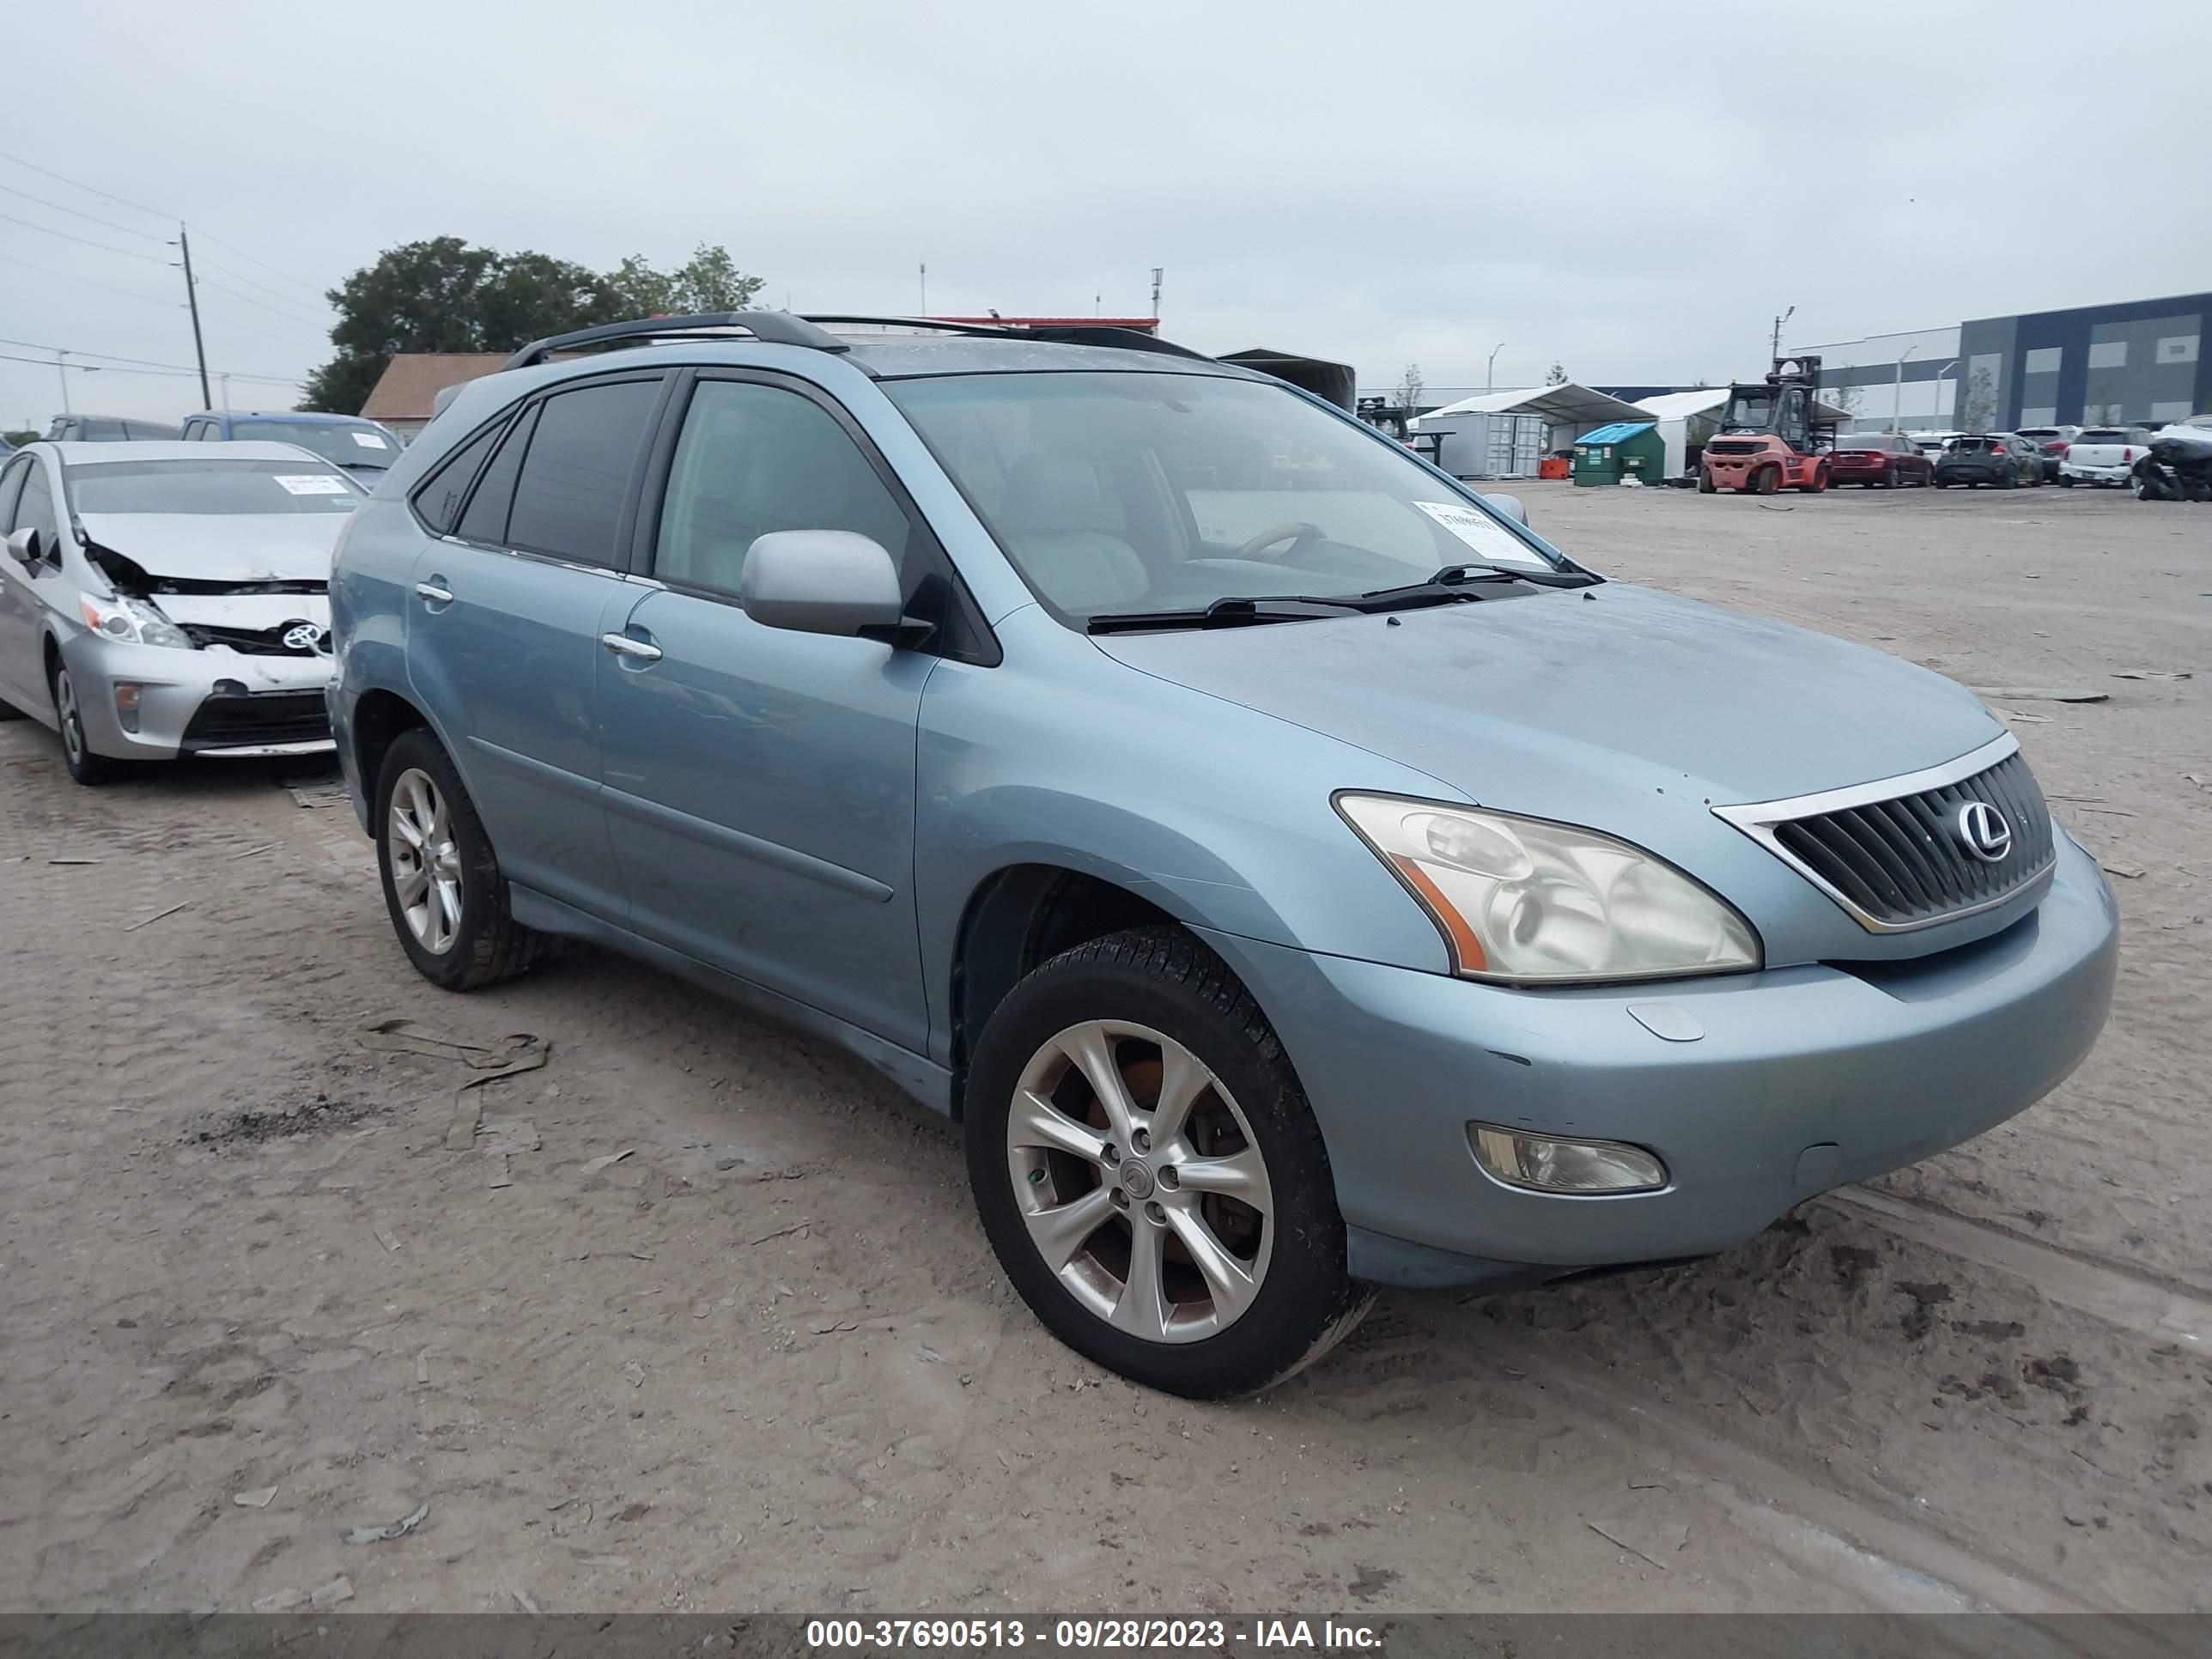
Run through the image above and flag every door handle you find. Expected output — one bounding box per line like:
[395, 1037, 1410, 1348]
[414, 580, 454, 605]
[600, 632, 662, 663]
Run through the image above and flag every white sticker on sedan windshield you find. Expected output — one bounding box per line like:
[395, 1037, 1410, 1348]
[275, 473, 349, 495]
[1411, 501, 1547, 568]
[349, 431, 389, 449]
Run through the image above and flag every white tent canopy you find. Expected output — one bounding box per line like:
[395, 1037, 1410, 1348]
[1413, 384, 1651, 431]
[1410, 384, 1651, 478]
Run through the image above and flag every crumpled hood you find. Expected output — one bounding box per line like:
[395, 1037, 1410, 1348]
[77, 513, 346, 585]
[1093, 581, 2000, 809]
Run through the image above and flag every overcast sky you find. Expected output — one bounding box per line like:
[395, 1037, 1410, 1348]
[6, 0, 2209, 428]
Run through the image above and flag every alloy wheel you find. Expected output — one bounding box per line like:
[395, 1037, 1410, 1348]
[387, 766, 463, 954]
[55, 672, 82, 765]
[1006, 1020, 1273, 1344]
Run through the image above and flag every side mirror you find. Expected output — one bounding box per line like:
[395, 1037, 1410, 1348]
[4, 527, 40, 566]
[1486, 493, 1530, 526]
[739, 531, 912, 641]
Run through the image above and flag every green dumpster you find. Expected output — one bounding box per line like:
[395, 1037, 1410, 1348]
[1571, 421, 1664, 487]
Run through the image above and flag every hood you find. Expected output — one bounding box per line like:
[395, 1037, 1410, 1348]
[76, 513, 347, 586]
[1092, 582, 2000, 810]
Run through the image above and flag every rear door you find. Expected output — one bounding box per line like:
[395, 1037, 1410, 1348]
[594, 371, 944, 1051]
[405, 372, 670, 925]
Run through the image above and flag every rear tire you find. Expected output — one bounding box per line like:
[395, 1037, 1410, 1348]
[374, 726, 540, 991]
[49, 662, 120, 787]
[964, 926, 1370, 1399]
[2058, 475, 2075, 488]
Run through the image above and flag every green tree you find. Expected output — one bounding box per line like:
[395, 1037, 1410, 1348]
[1960, 366, 1997, 434]
[3, 428, 37, 447]
[301, 239, 765, 413]
[1544, 360, 1567, 386]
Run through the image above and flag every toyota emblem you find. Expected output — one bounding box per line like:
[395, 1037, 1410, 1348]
[280, 621, 328, 654]
[1955, 800, 2013, 863]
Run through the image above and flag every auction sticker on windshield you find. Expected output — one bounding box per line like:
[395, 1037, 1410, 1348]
[1413, 501, 1548, 568]
[350, 432, 390, 449]
[275, 474, 349, 495]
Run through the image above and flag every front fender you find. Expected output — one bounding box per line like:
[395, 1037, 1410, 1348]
[914, 607, 1462, 1066]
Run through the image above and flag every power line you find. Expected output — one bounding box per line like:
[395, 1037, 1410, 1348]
[193, 276, 331, 335]
[0, 348, 300, 386]
[0, 249, 182, 310]
[0, 181, 172, 244]
[184, 225, 328, 301]
[0, 334, 296, 380]
[0, 208, 176, 265]
[191, 252, 331, 319]
[0, 146, 172, 225]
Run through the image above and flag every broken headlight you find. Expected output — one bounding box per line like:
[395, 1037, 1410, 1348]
[80, 592, 191, 650]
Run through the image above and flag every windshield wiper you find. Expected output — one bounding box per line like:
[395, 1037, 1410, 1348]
[1424, 561, 1601, 588]
[1085, 594, 1364, 635]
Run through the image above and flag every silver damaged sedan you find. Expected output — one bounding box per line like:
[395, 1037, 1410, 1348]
[0, 441, 365, 784]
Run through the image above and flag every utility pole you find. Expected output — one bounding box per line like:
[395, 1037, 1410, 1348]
[918, 262, 927, 317]
[1150, 266, 1163, 322]
[220, 372, 233, 412]
[56, 350, 71, 416]
[178, 224, 212, 409]
[1486, 342, 1505, 394]
[1771, 305, 1795, 363]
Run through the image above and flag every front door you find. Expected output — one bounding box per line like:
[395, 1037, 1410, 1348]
[596, 373, 936, 1052]
[406, 373, 668, 925]
[0, 457, 58, 709]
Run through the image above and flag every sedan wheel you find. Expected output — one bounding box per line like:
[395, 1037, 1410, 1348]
[50, 664, 118, 786]
[1007, 1018, 1273, 1344]
[373, 726, 539, 990]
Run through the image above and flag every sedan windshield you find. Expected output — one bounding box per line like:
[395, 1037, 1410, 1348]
[228, 420, 398, 469]
[65, 459, 366, 515]
[885, 371, 1565, 621]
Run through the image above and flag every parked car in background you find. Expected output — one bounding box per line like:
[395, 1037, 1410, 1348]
[0, 441, 364, 784]
[2015, 425, 2080, 483]
[181, 410, 404, 482]
[2058, 426, 2156, 487]
[1825, 432, 1933, 488]
[1907, 430, 1963, 464]
[327, 311, 2117, 1398]
[1934, 434, 2040, 489]
[44, 414, 183, 442]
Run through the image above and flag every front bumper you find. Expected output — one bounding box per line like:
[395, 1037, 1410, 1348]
[1200, 831, 2118, 1288]
[64, 632, 335, 761]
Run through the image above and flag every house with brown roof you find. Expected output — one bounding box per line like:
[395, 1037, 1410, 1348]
[359, 353, 508, 440]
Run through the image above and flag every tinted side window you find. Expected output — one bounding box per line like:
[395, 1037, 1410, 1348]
[454, 404, 539, 545]
[0, 457, 29, 527]
[505, 378, 661, 568]
[652, 380, 911, 597]
[414, 415, 510, 535]
[14, 467, 58, 556]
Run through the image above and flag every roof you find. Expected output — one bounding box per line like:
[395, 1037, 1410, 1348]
[49, 440, 341, 464]
[1577, 421, 1656, 446]
[1412, 383, 1651, 429]
[1635, 387, 1731, 420]
[360, 353, 510, 421]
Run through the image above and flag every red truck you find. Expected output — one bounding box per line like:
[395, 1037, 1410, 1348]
[1698, 355, 1834, 495]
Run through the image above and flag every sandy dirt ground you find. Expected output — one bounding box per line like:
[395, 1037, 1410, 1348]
[0, 482, 2205, 1617]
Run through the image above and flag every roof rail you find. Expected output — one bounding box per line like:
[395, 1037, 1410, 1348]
[800, 315, 1215, 364]
[501, 311, 849, 372]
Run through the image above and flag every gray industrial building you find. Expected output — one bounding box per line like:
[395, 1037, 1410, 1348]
[1795, 290, 2209, 433]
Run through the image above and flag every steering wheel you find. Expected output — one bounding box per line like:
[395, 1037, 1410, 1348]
[1235, 521, 1326, 562]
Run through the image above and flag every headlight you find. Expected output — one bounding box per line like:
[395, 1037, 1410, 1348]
[80, 592, 191, 650]
[1335, 793, 1759, 984]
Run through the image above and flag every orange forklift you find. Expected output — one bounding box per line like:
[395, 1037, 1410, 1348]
[1698, 355, 1834, 495]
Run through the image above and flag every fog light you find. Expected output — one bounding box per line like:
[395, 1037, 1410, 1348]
[112, 683, 143, 733]
[1468, 1124, 1667, 1194]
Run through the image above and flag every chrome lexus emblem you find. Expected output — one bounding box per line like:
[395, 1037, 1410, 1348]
[281, 621, 327, 653]
[1956, 800, 2013, 863]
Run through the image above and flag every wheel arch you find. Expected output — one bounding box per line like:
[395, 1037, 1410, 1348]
[350, 686, 433, 808]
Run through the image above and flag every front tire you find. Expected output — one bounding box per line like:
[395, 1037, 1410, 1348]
[964, 927, 1370, 1398]
[374, 727, 539, 991]
[1753, 466, 1780, 495]
[50, 663, 120, 786]
[1697, 469, 1716, 494]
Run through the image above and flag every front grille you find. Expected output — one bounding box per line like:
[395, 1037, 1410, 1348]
[1721, 747, 2056, 931]
[181, 690, 331, 751]
[180, 622, 323, 656]
[1705, 439, 1761, 455]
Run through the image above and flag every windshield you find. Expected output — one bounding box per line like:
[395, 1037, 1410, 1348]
[1721, 390, 1775, 431]
[65, 459, 366, 515]
[228, 419, 398, 469]
[2077, 429, 2130, 443]
[884, 371, 1564, 621]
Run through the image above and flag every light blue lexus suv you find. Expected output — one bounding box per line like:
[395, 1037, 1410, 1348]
[328, 313, 2118, 1397]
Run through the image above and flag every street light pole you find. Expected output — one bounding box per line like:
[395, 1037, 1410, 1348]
[56, 350, 70, 416]
[1929, 358, 1959, 429]
[1892, 344, 1920, 432]
[1486, 342, 1505, 394]
[1771, 305, 1796, 362]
